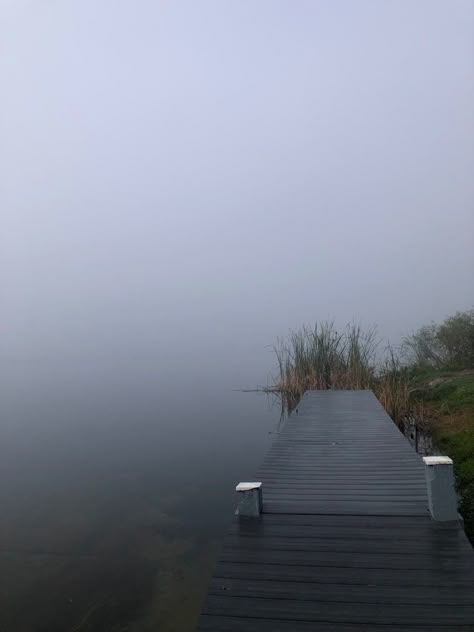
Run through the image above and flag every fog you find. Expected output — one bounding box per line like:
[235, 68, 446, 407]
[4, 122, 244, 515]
[2, 1, 473, 389]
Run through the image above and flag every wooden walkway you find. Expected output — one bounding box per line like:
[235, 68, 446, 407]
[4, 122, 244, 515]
[196, 390, 474, 631]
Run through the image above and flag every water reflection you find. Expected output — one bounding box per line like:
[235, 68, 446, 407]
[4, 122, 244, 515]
[402, 415, 434, 455]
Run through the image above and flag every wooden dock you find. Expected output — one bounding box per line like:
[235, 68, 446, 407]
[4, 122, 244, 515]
[196, 390, 474, 631]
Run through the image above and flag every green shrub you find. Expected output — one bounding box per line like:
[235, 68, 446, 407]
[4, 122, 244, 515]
[403, 309, 474, 370]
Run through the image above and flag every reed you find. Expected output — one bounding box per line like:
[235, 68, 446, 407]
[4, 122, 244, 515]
[267, 322, 412, 425]
[373, 347, 411, 426]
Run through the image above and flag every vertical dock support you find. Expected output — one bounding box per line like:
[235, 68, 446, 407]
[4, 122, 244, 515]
[235, 482, 263, 517]
[423, 456, 458, 521]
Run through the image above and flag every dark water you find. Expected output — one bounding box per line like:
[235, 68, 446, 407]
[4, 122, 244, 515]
[402, 416, 434, 456]
[0, 361, 281, 631]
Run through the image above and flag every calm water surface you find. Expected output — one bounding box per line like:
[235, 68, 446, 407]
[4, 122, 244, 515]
[0, 361, 281, 631]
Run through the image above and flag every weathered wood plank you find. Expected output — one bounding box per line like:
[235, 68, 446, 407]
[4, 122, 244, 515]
[202, 595, 474, 624]
[213, 561, 474, 586]
[197, 616, 473, 632]
[208, 577, 474, 604]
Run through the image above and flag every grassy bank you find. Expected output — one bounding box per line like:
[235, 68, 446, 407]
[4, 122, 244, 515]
[410, 369, 474, 541]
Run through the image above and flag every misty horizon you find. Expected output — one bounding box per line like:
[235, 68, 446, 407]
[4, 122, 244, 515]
[2, 1, 473, 390]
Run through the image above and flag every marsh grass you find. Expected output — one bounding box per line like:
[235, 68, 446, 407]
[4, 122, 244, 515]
[374, 347, 411, 423]
[267, 322, 412, 425]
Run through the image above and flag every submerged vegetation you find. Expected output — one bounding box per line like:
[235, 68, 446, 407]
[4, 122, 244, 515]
[266, 310, 474, 540]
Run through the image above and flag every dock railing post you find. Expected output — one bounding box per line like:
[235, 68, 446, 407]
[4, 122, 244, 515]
[423, 456, 458, 521]
[235, 482, 263, 517]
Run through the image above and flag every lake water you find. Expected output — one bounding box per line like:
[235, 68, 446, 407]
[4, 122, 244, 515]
[0, 361, 282, 631]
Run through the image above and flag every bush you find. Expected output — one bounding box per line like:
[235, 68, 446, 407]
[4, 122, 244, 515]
[403, 309, 474, 370]
[437, 311, 474, 369]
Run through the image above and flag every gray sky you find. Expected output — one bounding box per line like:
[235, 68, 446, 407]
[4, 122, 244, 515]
[2, 0, 473, 385]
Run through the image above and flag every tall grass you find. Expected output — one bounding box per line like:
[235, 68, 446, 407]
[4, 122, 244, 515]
[374, 348, 410, 423]
[268, 322, 412, 425]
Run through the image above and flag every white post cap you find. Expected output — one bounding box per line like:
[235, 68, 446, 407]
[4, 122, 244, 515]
[236, 482, 262, 492]
[423, 456, 453, 466]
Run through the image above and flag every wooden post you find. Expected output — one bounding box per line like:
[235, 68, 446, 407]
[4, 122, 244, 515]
[235, 482, 263, 517]
[423, 456, 458, 521]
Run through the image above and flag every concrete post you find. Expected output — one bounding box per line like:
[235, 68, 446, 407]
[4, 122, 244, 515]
[423, 456, 458, 521]
[235, 482, 263, 517]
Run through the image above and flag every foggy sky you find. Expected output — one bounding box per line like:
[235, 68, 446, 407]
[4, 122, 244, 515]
[2, 1, 473, 386]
